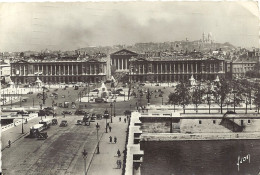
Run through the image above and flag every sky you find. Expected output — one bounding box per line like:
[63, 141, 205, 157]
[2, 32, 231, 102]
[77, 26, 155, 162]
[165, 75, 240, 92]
[0, 1, 259, 52]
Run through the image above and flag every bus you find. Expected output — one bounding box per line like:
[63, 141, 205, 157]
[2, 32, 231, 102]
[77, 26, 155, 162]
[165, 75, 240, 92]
[39, 119, 52, 129]
[30, 124, 45, 137]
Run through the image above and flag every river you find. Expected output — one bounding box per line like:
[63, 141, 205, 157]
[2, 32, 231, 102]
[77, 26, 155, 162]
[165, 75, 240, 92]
[140, 140, 260, 175]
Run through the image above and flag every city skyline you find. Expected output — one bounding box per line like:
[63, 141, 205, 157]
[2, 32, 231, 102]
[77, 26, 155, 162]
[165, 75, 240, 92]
[0, 1, 259, 52]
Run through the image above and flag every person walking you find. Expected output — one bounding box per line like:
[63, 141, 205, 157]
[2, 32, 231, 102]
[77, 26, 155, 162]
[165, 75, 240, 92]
[109, 136, 112, 143]
[109, 126, 112, 132]
[119, 117, 121, 122]
[114, 136, 117, 144]
[117, 149, 121, 157]
[124, 118, 126, 123]
[118, 160, 122, 169]
[8, 140, 11, 148]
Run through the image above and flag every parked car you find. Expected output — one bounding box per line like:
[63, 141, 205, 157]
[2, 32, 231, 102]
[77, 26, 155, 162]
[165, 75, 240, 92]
[60, 120, 68, 127]
[75, 110, 86, 115]
[95, 98, 104, 103]
[52, 119, 58, 125]
[75, 120, 83, 125]
[62, 111, 72, 115]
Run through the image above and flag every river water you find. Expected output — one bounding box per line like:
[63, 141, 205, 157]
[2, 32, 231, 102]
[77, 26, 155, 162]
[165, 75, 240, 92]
[140, 140, 260, 175]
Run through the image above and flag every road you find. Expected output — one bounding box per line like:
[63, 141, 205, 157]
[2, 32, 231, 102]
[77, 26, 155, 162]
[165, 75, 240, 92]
[2, 115, 106, 175]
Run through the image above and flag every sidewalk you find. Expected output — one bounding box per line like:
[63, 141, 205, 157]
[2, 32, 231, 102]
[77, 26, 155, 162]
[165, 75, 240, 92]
[87, 115, 128, 175]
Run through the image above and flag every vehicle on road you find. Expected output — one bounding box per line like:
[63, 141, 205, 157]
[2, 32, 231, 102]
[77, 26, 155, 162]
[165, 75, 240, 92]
[22, 99, 27, 102]
[29, 124, 45, 138]
[75, 120, 83, 125]
[62, 111, 72, 115]
[60, 120, 68, 127]
[52, 119, 58, 125]
[64, 101, 69, 108]
[95, 98, 104, 103]
[37, 132, 48, 140]
[39, 119, 52, 129]
[75, 109, 86, 115]
[74, 86, 79, 90]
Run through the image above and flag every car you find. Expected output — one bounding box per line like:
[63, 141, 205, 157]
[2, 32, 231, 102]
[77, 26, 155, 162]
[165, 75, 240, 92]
[155, 84, 159, 86]
[75, 110, 86, 115]
[52, 119, 58, 125]
[225, 111, 237, 114]
[75, 120, 83, 125]
[27, 91, 33, 94]
[62, 111, 72, 115]
[17, 110, 29, 116]
[22, 99, 27, 102]
[60, 120, 68, 127]
[62, 95, 65, 98]
[95, 98, 104, 103]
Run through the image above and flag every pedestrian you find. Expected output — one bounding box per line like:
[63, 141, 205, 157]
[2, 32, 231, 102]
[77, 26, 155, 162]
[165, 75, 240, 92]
[8, 140, 11, 148]
[117, 149, 121, 157]
[109, 136, 112, 143]
[45, 114, 46, 119]
[124, 118, 126, 123]
[114, 136, 117, 144]
[118, 160, 122, 169]
[109, 126, 112, 132]
[14, 122, 16, 127]
[107, 123, 110, 127]
[116, 160, 120, 169]
[25, 118, 28, 124]
[119, 117, 121, 122]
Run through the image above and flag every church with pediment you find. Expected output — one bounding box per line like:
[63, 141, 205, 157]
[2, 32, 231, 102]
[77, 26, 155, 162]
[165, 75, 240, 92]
[110, 49, 138, 72]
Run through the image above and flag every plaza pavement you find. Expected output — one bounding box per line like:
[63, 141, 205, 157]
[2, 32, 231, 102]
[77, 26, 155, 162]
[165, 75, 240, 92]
[87, 115, 129, 175]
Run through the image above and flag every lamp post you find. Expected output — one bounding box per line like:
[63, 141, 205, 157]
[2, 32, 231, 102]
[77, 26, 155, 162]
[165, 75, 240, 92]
[114, 101, 116, 117]
[21, 114, 24, 134]
[96, 123, 100, 154]
[104, 109, 109, 133]
[110, 103, 113, 123]
[82, 149, 88, 175]
[233, 90, 237, 113]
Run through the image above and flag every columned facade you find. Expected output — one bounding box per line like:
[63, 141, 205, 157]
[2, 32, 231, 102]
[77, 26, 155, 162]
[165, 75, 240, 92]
[110, 49, 138, 72]
[11, 59, 107, 84]
[129, 57, 226, 83]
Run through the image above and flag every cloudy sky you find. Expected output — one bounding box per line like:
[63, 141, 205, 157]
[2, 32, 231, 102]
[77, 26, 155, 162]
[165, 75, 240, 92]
[0, 1, 259, 52]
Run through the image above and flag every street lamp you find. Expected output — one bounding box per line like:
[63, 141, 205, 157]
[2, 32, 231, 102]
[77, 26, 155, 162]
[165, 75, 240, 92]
[21, 114, 24, 134]
[104, 109, 109, 133]
[82, 149, 88, 175]
[96, 123, 100, 154]
[233, 90, 237, 113]
[110, 103, 113, 123]
[114, 101, 116, 117]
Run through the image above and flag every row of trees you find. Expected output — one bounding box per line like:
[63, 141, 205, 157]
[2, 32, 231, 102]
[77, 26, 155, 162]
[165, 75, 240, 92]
[168, 78, 260, 114]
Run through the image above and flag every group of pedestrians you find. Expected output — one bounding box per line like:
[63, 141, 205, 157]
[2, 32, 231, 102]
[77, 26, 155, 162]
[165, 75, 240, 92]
[109, 136, 117, 143]
[106, 115, 129, 170]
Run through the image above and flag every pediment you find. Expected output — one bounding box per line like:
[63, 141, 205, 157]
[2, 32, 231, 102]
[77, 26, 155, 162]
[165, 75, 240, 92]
[111, 49, 138, 56]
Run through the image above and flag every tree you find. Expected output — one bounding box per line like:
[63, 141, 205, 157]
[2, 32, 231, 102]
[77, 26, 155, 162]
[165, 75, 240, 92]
[168, 92, 179, 112]
[254, 87, 260, 114]
[191, 85, 204, 113]
[213, 79, 230, 114]
[174, 82, 190, 114]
